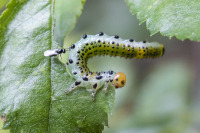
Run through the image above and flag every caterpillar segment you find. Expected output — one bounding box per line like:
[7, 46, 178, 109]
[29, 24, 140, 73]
[44, 32, 164, 101]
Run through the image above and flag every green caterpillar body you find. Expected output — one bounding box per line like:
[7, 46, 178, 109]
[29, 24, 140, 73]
[64, 32, 164, 100]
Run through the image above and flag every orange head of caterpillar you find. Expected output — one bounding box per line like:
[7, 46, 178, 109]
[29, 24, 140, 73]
[112, 72, 126, 89]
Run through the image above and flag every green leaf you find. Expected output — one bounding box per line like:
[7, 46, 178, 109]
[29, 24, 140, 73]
[49, 58, 115, 133]
[0, 0, 9, 10]
[0, 0, 115, 132]
[0, 0, 53, 132]
[54, 0, 85, 46]
[125, 0, 200, 41]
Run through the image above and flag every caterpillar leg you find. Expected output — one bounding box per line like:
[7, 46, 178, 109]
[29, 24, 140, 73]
[91, 81, 109, 101]
[91, 82, 99, 101]
[103, 82, 109, 93]
[66, 85, 77, 94]
[91, 91, 97, 101]
[66, 81, 81, 94]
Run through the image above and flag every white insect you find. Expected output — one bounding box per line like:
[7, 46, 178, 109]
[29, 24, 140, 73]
[44, 49, 66, 57]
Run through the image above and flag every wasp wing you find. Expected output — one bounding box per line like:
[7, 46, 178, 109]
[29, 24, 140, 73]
[44, 49, 59, 57]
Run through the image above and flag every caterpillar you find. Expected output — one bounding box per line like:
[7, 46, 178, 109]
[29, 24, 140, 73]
[44, 32, 164, 100]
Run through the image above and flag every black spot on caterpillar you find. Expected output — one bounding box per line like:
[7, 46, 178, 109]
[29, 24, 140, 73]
[44, 33, 164, 100]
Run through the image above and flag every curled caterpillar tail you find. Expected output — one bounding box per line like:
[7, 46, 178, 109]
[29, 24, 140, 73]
[78, 35, 164, 59]
[67, 33, 164, 77]
[44, 32, 164, 101]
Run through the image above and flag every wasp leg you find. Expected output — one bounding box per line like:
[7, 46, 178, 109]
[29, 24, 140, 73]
[66, 81, 81, 94]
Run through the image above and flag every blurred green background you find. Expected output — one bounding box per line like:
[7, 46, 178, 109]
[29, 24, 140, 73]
[65, 0, 200, 132]
[1, 0, 200, 133]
